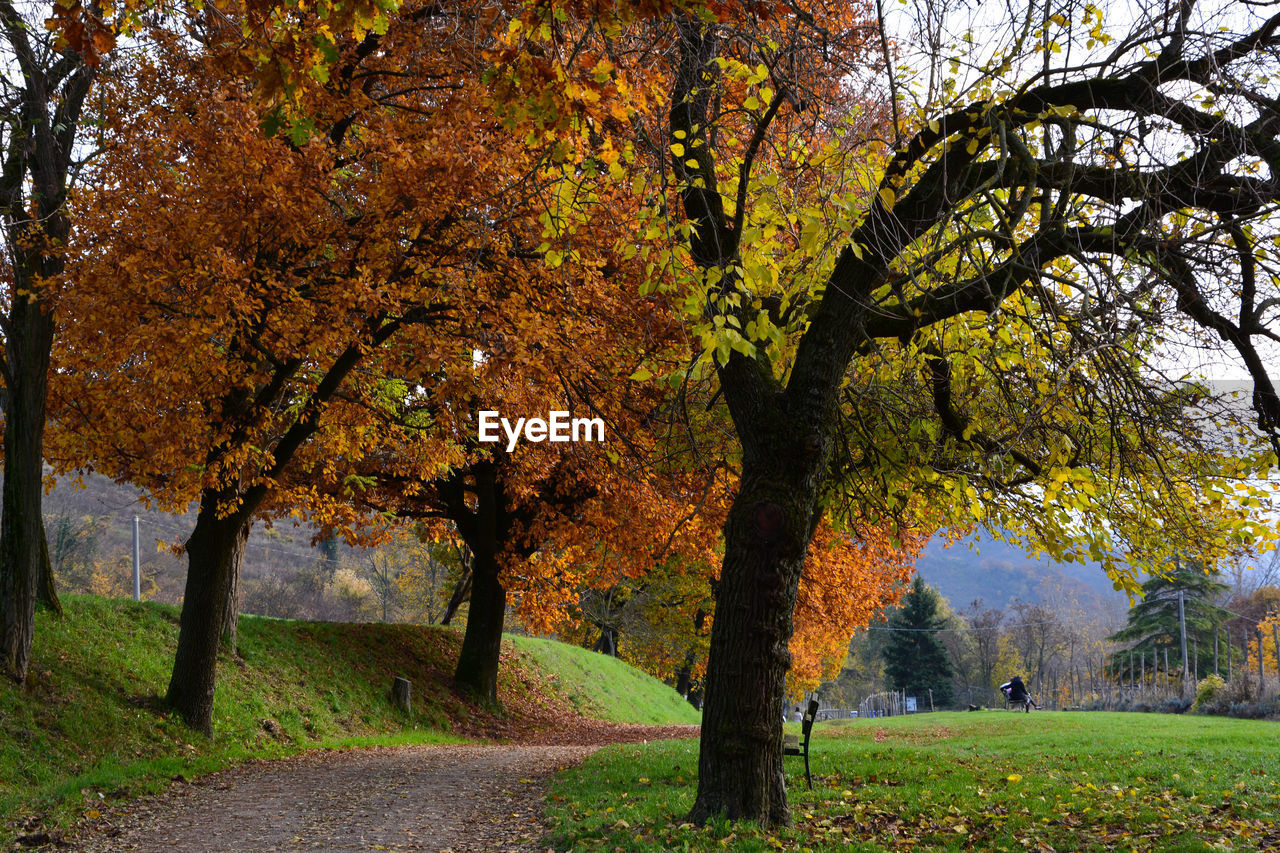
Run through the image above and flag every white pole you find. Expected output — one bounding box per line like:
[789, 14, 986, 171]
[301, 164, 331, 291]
[132, 516, 141, 601]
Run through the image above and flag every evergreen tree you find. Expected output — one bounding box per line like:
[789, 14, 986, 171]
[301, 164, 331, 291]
[882, 576, 954, 707]
[1108, 560, 1231, 678]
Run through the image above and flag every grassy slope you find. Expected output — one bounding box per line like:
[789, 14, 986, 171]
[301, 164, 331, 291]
[547, 711, 1280, 852]
[508, 635, 700, 725]
[0, 595, 695, 841]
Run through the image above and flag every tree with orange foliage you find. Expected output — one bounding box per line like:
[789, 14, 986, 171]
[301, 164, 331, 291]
[557, 520, 919, 704]
[560, 556, 717, 693]
[1, 0, 416, 684]
[52, 1, 597, 733]
[356, 446, 728, 704]
[788, 525, 921, 696]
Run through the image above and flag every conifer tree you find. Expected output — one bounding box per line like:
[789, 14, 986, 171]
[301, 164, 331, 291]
[1108, 561, 1231, 677]
[883, 576, 954, 707]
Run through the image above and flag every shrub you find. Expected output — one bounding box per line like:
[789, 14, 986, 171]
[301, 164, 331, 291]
[1193, 673, 1227, 711]
[1225, 696, 1280, 720]
[1222, 676, 1256, 705]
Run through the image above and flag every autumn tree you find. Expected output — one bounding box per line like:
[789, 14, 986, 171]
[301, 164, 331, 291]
[52, 1, 591, 733]
[787, 524, 920, 696]
[343, 352, 736, 704]
[0, 0, 410, 686]
[560, 520, 919, 702]
[391, 531, 467, 626]
[1249, 609, 1280, 677]
[303, 78, 760, 704]
[55, 0, 733, 723]
[1227, 584, 1280, 630]
[528, 383, 727, 682]
[562, 556, 717, 688]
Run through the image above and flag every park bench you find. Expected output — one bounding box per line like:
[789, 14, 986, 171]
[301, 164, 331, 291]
[1003, 689, 1037, 712]
[783, 697, 820, 789]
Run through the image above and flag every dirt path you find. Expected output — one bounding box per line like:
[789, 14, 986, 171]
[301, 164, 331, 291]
[63, 723, 698, 853]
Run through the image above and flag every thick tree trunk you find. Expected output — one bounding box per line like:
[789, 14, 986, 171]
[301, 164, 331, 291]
[0, 21, 93, 681]
[677, 316, 833, 826]
[451, 465, 511, 706]
[667, 13, 843, 826]
[166, 493, 250, 734]
[685, 472, 818, 828]
[0, 301, 54, 682]
[453, 547, 505, 704]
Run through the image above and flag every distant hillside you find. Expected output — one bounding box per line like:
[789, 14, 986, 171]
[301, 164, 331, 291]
[40, 470, 364, 612]
[915, 532, 1128, 614]
[913, 378, 1275, 613]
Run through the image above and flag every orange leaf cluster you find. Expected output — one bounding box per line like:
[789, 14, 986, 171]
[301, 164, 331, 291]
[789, 524, 922, 695]
[51, 2, 743, 646]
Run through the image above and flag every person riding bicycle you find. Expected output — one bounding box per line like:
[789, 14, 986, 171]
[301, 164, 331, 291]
[999, 676, 1037, 709]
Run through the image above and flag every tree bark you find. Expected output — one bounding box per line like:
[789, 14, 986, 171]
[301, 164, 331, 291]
[680, 363, 830, 826]
[220, 536, 246, 654]
[0, 335, 50, 679]
[0, 293, 56, 680]
[686, 463, 821, 827]
[453, 546, 505, 704]
[165, 491, 251, 734]
[452, 465, 508, 705]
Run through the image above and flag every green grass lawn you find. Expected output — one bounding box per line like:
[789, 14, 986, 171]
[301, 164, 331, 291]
[508, 635, 700, 725]
[544, 711, 1280, 851]
[0, 595, 694, 843]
